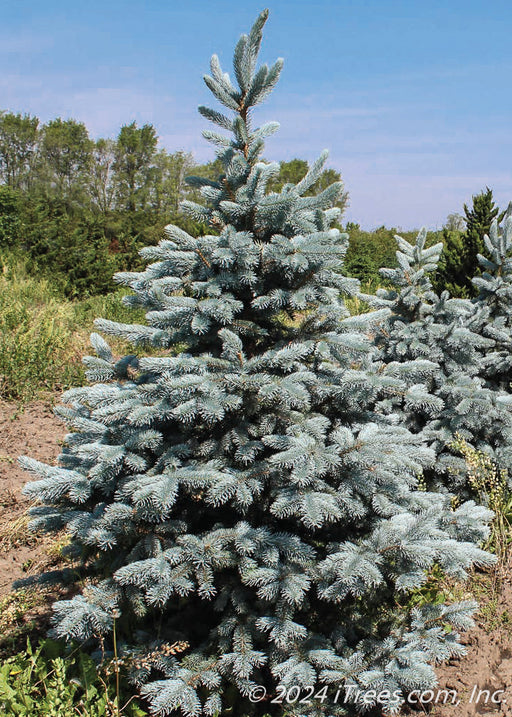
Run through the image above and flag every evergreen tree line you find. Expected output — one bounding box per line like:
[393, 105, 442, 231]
[0, 111, 346, 298]
[18, 11, 512, 716]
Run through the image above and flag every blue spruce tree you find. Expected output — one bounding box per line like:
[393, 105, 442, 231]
[472, 204, 512, 392]
[365, 229, 512, 494]
[21, 11, 494, 716]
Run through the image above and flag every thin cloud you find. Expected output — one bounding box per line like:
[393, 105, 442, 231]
[0, 33, 54, 55]
[342, 171, 512, 230]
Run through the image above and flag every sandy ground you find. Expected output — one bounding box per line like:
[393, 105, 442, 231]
[1, 399, 512, 715]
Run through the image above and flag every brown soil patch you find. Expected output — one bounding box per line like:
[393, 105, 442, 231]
[425, 568, 512, 717]
[0, 398, 66, 596]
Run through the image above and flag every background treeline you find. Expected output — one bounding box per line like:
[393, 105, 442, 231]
[0, 111, 221, 297]
[0, 111, 350, 298]
[0, 110, 505, 301]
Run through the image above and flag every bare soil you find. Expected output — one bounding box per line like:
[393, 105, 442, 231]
[0, 398, 65, 595]
[428, 568, 512, 716]
[1, 399, 512, 714]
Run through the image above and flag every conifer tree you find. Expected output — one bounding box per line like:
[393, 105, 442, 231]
[20, 11, 494, 716]
[472, 204, 512, 393]
[435, 187, 503, 297]
[368, 230, 512, 494]
[433, 227, 465, 296]
[464, 187, 502, 267]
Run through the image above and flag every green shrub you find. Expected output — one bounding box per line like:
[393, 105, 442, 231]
[344, 223, 444, 285]
[23, 198, 118, 299]
[344, 223, 399, 282]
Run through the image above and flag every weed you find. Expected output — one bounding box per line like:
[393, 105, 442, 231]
[451, 434, 512, 560]
[0, 591, 41, 636]
[44, 533, 72, 563]
[0, 639, 148, 716]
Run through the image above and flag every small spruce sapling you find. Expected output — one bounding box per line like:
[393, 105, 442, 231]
[20, 11, 494, 716]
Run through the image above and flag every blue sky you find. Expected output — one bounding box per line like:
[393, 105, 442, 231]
[2, 0, 512, 229]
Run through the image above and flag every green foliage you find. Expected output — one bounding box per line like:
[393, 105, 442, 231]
[0, 111, 39, 190]
[435, 187, 503, 296]
[39, 118, 93, 198]
[344, 223, 398, 282]
[88, 138, 117, 213]
[0, 112, 226, 298]
[0, 186, 21, 247]
[433, 227, 466, 296]
[114, 122, 158, 213]
[464, 186, 502, 263]
[343, 223, 443, 285]
[0, 639, 147, 716]
[150, 150, 195, 214]
[0, 256, 147, 401]
[22, 197, 117, 298]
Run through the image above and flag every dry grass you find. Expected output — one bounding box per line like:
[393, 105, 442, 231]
[0, 514, 40, 553]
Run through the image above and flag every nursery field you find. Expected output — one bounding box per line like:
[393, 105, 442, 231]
[2, 9, 512, 715]
[0, 260, 512, 716]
